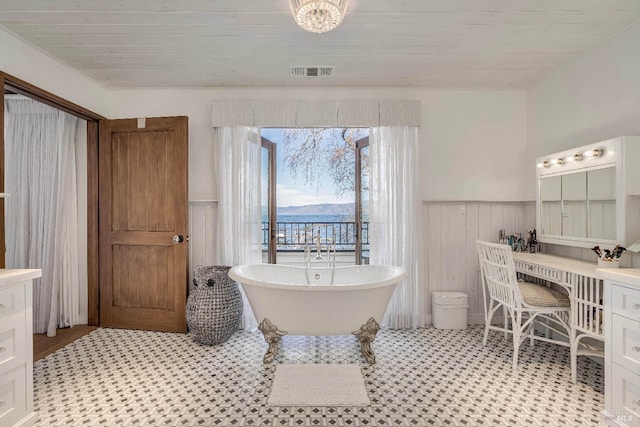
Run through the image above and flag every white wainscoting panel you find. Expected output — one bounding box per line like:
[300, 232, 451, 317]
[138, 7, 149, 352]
[190, 200, 537, 325]
[423, 201, 536, 324]
[545, 242, 640, 268]
[189, 199, 640, 325]
[188, 201, 218, 291]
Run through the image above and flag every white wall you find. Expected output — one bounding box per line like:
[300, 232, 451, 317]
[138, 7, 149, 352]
[527, 22, 640, 265]
[0, 26, 532, 325]
[108, 88, 529, 324]
[1, 16, 637, 324]
[0, 26, 530, 208]
[527, 22, 640, 199]
[0, 28, 107, 116]
[422, 91, 527, 201]
[106, 88, 528, 202]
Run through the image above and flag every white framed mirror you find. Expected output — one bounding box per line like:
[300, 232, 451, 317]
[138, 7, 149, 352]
[587, 167, 616, 240]
[535, 137, 640, 248]
[540, 175, 561, 236]
[561, 171, 587, 239]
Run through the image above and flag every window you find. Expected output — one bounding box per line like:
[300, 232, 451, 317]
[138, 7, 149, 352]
[261, 128, 369, 265]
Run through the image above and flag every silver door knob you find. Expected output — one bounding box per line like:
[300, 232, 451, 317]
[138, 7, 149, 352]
[173, 235, 184, 244]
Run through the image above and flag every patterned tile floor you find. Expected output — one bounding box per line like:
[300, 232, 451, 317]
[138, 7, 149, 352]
[33, 325, 604, 426]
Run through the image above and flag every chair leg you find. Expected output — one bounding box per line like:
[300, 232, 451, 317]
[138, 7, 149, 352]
[511, 310, 522, 371]
[529, 318, 535, 347]
[503, 308, 508, 340]
[483, 299, 495, 346]
[571, 337, 578, 384]
[483, 322, 490, 346]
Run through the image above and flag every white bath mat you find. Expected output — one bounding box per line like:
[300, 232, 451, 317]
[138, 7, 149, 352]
[268, 364, 369, 406]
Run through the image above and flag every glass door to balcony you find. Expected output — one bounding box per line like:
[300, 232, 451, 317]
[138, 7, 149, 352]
[261, 137, 276, 263]
[261, 128, 369, 266]
[355, 136, 369, 264]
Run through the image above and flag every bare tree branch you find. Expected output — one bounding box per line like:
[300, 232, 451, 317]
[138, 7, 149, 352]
[281, 128, 368, 196]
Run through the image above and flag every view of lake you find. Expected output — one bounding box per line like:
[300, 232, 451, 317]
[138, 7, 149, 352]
[276, 214, 355, 223]
[260, 204, 368, 250]
[259, 128, 369, 257]
[261, 202, 367, 224]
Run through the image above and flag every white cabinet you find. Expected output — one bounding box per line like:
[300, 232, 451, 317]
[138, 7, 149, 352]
[600, 269, 640, 427]
[0, 270, 41, 427]
[537, 135, 640, 249]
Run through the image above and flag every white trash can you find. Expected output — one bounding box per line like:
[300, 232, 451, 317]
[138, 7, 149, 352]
[432, 291, 469, 330]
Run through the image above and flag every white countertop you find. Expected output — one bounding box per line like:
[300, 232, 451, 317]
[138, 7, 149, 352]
[512, 252, 598, 278]
[0, 269, 42, 287]
[596, 267, 640, 288]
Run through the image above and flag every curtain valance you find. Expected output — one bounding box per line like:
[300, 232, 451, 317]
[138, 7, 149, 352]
[211, 99, 421, 127]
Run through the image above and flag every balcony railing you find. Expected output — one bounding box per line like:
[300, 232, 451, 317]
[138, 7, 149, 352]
[261, 221, 369, 252]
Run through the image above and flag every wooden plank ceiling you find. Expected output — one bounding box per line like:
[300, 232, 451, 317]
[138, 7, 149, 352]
[0, 0, 639, 89]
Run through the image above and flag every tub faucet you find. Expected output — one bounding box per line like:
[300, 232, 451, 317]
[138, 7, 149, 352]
[315, 231, 323, 260]
[326, 238, 336, 269]
[304, 245, 311, 268]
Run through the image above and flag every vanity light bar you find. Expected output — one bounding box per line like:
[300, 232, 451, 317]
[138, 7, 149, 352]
[536, 148, 604, 168]
[536, 160, 551, 168]
[584, 148, 603, 157]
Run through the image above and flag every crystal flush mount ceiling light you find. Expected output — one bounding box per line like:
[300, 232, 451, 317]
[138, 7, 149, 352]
[289, 0, 349, 33]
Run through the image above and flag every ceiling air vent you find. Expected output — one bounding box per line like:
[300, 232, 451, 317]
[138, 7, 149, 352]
[290, 66, 335, 78]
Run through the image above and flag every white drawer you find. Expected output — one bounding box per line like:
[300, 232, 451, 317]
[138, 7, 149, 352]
[613, 314, 640, 374]
[0, 364, 27, 427]
[611, 364, 640, 427]
[514, 260, 563, 283]
[0, 318, 26, 374]
[612, 283, 640, 322]
[0, 285, 25, 321]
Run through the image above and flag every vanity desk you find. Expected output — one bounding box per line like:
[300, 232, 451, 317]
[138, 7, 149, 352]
[512, 252, 604, 383]
[530, 136, 640, 422]
[597, 268, 640, 427]
[0, 269, 41, 427]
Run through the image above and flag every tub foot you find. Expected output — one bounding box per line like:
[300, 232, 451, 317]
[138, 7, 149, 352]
[258, 318, 287, 364]
[352, 317, 380, 364]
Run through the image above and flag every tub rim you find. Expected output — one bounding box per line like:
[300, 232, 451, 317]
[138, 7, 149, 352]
[229, 264, 407, 292]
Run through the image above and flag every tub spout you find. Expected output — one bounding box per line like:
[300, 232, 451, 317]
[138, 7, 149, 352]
[352, 317, 380, 364]
[258, 318, 287, 364]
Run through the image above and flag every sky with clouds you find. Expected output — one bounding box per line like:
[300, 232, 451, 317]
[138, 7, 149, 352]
[261, 128, 355, 208]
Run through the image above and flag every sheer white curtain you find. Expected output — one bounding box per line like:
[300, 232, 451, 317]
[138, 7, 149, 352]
[214, 126, 262, 330]
[5, 98, 87, 336]
[369, 126, 426, 329]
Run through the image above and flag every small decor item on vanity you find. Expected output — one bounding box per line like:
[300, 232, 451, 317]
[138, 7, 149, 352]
[526, 229, 538, 253]
[592, 245, 625, 268]
[187, 265, 243, 345]
[499, 229, 527, 252]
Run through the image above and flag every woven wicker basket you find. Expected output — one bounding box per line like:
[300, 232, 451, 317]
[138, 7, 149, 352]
[187, 265, 243, 345]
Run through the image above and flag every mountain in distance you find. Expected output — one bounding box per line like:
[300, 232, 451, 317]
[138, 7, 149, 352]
[278, 202, 355, 216]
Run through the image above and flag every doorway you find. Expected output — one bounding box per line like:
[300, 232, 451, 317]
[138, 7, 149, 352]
[1, 72, 103, 328]
[4, 94, 89, 334]
[98, 117, 189, 332]
[1, 72, 190, 333]
[260, 128, 369, 265]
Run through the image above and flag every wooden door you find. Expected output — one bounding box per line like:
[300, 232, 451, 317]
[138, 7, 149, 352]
[99, 116, 188, 332]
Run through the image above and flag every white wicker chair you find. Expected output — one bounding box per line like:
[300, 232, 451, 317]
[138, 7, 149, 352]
[476, 240, 571, 370]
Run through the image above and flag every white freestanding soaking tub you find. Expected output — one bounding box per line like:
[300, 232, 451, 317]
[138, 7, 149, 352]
[229, 264, 407, 363]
